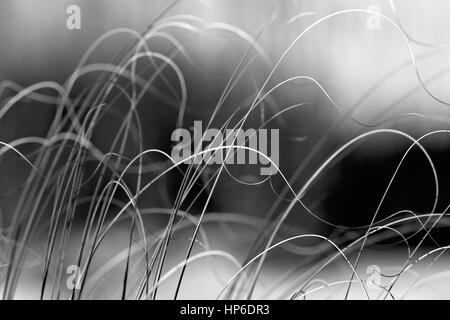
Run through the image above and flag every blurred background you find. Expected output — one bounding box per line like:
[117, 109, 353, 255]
[1, 0, 450, 299]
[2, 0, 450, 230]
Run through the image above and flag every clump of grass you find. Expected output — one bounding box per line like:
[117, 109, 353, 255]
[1, 4, 450, 300]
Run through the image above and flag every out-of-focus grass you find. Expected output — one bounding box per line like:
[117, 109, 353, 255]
[1, 2, 450, 300]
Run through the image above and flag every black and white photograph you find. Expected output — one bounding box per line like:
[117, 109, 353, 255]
[1, 0, 450, 310]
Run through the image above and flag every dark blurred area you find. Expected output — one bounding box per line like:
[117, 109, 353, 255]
[1, 0, 450, 243]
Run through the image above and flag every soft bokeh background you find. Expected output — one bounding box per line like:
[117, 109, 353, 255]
[1, 0, 450, 299]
